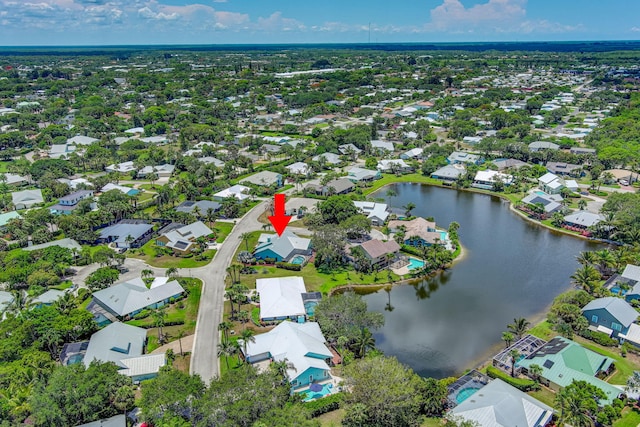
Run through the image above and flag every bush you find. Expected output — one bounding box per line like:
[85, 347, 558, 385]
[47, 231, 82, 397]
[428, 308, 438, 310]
[134, 309, 151, 320]
[486, 366, 537, 391]
[580, 330, 619, 347]
[276, 262, 302, 271]
[304, 392, 344, 417]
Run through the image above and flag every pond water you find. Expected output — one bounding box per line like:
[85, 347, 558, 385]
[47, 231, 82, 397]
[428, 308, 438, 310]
[363, 183, 599, 378]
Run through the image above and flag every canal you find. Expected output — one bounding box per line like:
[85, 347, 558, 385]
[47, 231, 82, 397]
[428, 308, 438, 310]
[363, 183, 599, 378]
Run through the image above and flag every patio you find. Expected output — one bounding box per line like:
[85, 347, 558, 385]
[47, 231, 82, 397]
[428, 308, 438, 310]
[492, 334, 548, 375]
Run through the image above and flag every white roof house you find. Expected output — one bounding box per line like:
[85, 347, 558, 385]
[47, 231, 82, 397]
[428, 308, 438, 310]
[472, 170, 513, 189]
[68, 135, 98, 146]
[105, 161, 136, 174]
[213, 184, 250, 201]
[254, 230, 312, 262]
[101, 183, 139, 196]
[242, 321, 333, 383]
[92, 277, 185, 318]
[286, 162, 311, 175]
[450, 379, 553, 427]
[239, 171, 282, 187]
[563, 211, 604, 228]
[371, 140, 395, 152]
[377, 159, 411, 172]
[12, 189, 44, 209]
[31, 289, 66, 306]
[157, 221, 213, 253]
[0, 291, 14, 315]
[138, 164, 175, 178]
[312, 152, 341, 165]
[353, 201, 389, 225]
[256, 276, 307, 321]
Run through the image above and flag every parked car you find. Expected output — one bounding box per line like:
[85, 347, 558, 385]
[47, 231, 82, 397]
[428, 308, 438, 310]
[619, 179, 629, 186]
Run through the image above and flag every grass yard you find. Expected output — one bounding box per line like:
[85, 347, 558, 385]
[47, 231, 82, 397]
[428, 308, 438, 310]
[318, 409, 346, 427]
[528, 320, 556, 341]
[614, 407, 640, 427]
[214, 221, 234, 243]
[128, 240, 216, 268]
[0, 161, 10, 172]
[528, 386, 556, 407]
[421, 418, 443, 427]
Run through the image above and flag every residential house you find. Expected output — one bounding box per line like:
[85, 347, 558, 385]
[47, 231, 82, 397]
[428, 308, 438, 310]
[58, 177, 93, 190]
[77, 414, 127, 427]
[312, 152, 341, 166]
[493, 158, 528, 171]
[370, 140, 395, 153]
[97, 220, 153, 248]
[105, 161, 136, 174]
[546, 162, 583, 177]
[156, 221, 213, 254]
[197, 157, 225, 168]
[0, 211, 21, 231]
[0, 291, 14, 318]
[570, 147, 596, 155]
[4, 173, 28, 187]
[101, 183, 140, 196]
[240, 171, 283, 187]
[213, 184, 251, 201]
[346, 167, 381, 183]
[563, 211, 603, 230]
[538, 172, 565, 195]
[68, 135, 98, 146]
[24, 237, 82, 252]
[400, 147, 424, 160]
[582, 296, 638, 337]
[388, 217, 448, 247]
[137, 164, 175, 178]
[528, 141, 559, 152]
[602, 169, 637, 185]
[253, 230, 312, 263]
[520, 192, 563, 214]
[175, 200, 221, 215]
[353, 201, 389, 226]
[306, 178, 355, 196]
[472, 170, 513, 190]
[352, 239, 400, 268]
[286, 162, 311, 176]
[376, 159, 413, 173]
[614, 265, 640, 302]
[338, 143, 362, 156]
[518, 336, 621, 404]
[49, 189, 94, 215]
[242, 321, 333, 391]
[431, 164, 465, 183]
[12, 189, 43, 209]
[447, 151, 481, 166]
[450, 379, 553, 427]
[31, 289, 66, 308]
[48, 143, 76, 159]
[92, 277, 185, 319]
[462, 136, 483, 145]
[256, 276, 307, 321]
[83, 322, 165, 383]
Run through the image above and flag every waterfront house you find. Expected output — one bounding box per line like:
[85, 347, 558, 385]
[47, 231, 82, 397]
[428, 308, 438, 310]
[49, 189, 94, 215]
[239, 171, 282, 187]
[582, 296, 638, 337]
[352, 239, 400, 268]
[537, 173, 565, 195]
[376, 159, 413, 173]
[12, 189, 43, 210]
[156, 221, 213, 254]
[563, 211, 603, 230]
[256, 276, 307, 322]
[346, 167, 381, 183]
[353, 201, 389, 226]
[612, 265, 640, 302]
[253, 230, 312, 263]
[83, 322, 165, 383]
[518, 336, 620, 404]
[388, 217, 447, 247]
[91, 277, 185, 320]
[449, 379, 553, 427]
[447, 151, 481, 166]
[520, 192, 563, 214]
[431, 164, 465, 183]
[242, 321, 333, 390]
[471, 170, 513, 190]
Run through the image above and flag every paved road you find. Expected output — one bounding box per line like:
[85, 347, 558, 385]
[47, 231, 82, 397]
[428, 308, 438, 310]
[186, 200, 268, 383]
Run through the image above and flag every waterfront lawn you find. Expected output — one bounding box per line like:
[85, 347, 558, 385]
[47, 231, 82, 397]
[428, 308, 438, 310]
[528, 321, 556, 341]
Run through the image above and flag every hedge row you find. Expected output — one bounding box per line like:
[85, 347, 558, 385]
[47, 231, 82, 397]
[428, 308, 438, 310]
[304, 392, 344, 417]
[580, 330, 619, 347]
[486, 366, 537, 392]
[276, 262, 302, 271]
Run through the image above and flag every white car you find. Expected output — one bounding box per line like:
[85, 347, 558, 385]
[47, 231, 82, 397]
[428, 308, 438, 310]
[619, 179, 629, 186]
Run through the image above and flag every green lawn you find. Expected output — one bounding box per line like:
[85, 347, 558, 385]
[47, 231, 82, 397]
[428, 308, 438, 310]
[128, 240, 216, 268]
[614, 407, 640, 427]
[214, 222, 234, 243]
[318, 409, 346, 427]
[421, 418, 443, 427]
[0, 161, 10, 173]
[528, 387, 556, 407]
[528, 321, 556, 341]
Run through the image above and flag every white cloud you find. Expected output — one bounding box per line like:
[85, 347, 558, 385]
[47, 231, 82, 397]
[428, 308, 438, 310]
[631, 26, 640, 32]
[255, 12, 305, 32]
[429, 0, 526, 30]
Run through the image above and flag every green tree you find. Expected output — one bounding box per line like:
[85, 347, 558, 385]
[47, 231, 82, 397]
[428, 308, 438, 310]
[317, 195, 359, 225]
[85, 267, 120, 291]
[507, 317, 530, 340]
[502, 331, 514, 348]
[556, 380, 605, 427]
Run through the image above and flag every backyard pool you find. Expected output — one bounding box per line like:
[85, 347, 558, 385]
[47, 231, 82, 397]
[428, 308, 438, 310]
[291, 255, 306, 265]
[610, 286, 627, 296]
[455, 386, 481, 404]
[304, 301, 318, 316]
[301, 383, 333, 401]
[407, 258, 425, 270]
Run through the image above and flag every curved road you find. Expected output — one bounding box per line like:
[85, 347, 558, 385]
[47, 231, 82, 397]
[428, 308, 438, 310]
[184, 201, 268, 383]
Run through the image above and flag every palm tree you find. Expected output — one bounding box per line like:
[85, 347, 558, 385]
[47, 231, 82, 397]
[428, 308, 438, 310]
[218, 321, 233, 344]
[166, 267, 178, 280]
[578, 199, 587, 210]
[354, 328, 375, 358]
[239, 328, 255, 364]
[270, 358, 296, 385]
[238, 310, 249, 330]
[528, 363, 543, 384]
[576, 251, 596, 266]
[217, 341, 237, 371]
[507, 317, 530, 340]
[152, 307, 167, 344]
[239, 232, 252, 252]
[403, 202, 416, 218]
[509, 348, 520, 378]
[113, 385, 134, 416]
[176, 328, 187, 356]
[502, 331, 514, 348]
[570, 264, 601, 294]
[141, 269, 154, 282]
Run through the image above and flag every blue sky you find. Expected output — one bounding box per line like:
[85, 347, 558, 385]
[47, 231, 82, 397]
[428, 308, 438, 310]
[1, 0, 639, 45]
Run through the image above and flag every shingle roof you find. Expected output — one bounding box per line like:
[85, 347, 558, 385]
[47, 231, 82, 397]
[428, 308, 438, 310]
[358, 239, 400, 260]
[450, 379, 553, 427]
[582, 297, 639, 327]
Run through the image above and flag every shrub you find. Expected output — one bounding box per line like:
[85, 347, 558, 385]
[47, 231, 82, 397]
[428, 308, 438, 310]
[276, 262, 302, 271]
[486, 366, 537, 391]
[304, 392, 344, 417]
[580, 330, 618, 347]
[133, 309, 151, 320]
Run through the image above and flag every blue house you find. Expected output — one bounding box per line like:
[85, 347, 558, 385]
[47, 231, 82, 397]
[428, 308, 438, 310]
[582, 297, 639, 337]
[242, 321, 334, 391]
[253, 230, 312, 262]
[50, 190, 94, 215]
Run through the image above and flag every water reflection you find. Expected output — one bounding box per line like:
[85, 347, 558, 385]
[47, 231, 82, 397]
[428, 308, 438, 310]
[362, 184, 599, 378]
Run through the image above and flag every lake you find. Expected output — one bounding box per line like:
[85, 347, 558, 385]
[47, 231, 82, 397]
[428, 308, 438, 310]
[364, 183, 599, 378]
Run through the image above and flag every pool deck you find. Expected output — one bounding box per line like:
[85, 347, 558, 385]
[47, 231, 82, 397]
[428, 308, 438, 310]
[296, 374, 344, 401]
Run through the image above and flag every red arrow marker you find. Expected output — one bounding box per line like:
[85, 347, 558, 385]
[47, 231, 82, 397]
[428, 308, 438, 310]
[268, 194, 292, 236]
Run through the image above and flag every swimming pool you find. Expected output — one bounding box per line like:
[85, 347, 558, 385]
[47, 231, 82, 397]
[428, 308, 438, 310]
[611, 286, 627, 296]
[455, 386, 481, 404]
[304, 301, 318, 316]
[407, 258, 425, 270]
[301, 383, 333, 401]
[535, 191, 547, 196]
[291, 255, 306, 265]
